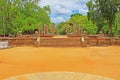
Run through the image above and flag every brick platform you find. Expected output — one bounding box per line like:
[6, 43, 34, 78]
[0, 37, 120, 47]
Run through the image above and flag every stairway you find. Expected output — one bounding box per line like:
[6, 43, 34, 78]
[40, 37, 81, 47]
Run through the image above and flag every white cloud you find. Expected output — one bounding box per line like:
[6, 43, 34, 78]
[39, 0, 90, 24]
[51, 17, 67, 24]
[53, 5, 72, 15]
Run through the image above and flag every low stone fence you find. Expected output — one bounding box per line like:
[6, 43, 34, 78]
[86, 37, 120, 46]
[0, 37, 120, 47]
[0, 37, 36, 46]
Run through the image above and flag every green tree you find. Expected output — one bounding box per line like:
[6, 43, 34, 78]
[69, 13, 97, 34]
[56, 22, 67, 35]
[86, 0, 120, 36]
[114, 11, 120, 35]
[0, 0, 12, 35]
[56, 13, 97, 35]
[0, 0, 51, 35]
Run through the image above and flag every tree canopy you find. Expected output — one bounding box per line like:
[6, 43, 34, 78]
[86, 0, 120, 36]
[0, 0, 120, 36]
[0, 0, 51, 35]
[56, 13, 97, 35]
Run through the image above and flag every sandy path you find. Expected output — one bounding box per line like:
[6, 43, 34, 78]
[0, 46, 120, 80]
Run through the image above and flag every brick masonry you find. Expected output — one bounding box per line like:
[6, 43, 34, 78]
[0, 37, 120, 47]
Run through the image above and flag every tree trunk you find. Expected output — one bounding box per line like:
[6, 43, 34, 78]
[109, 22, 112, 37]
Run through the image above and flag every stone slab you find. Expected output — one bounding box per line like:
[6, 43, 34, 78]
[4, 72, 114, 80]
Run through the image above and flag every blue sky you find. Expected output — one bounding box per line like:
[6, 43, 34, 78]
[39, 0, 90, 24]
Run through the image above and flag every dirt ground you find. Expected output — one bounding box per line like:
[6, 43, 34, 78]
[0, 46, 120, 80]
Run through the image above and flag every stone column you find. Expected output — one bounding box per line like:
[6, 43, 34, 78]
[44, 24, 48, 34]
[80, 27, 83, 34]
[82, 31, 87, 37]
[81, 31, 87, 47]
[66, 24, 70, 36]
[16, 31, 23, 45]
[78, 25, 81, 35]
[73, 24, 76, 36]
[98, 31, 105, 46]
[17, 31, 22, 37]
[51, 24, 55, 36]
[38, 25, 41, 34]
[34, 31, 40, 47]
[98, 31, 104, 37]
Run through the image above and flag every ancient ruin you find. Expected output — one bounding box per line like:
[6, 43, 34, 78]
[0, 24, 120, 47]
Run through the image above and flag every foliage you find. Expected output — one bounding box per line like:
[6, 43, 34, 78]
[114, 11, 120, 35]
[56, 13, 97, 35]
[86, 0, 120, 36]
[56, 22, 67, 35]
[0, 0, 51, 35]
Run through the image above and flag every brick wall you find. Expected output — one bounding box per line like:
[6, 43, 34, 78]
[0, 37, 120, 47]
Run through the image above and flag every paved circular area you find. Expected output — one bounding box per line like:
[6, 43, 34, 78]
[4, 72, 113, 80]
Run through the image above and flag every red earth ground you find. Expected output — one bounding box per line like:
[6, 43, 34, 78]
[0, 46, 120, 80]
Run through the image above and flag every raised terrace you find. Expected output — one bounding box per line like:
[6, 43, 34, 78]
[1, 24, 120, 47]
[0, 36, 120, 47]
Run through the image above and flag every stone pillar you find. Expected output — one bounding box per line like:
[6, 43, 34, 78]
[38, 25, 41, 34]
[98, 31, 104, 37]
[98, 31, 105, 46]
[50, 24, 55, 36]
[66, 24, 70, 36]
[16, 31, 23, 45]
[34, 31, 40, 47]
[73, 24, 77, 36]
[44, 24, 48, 34]
[81, 27, 83, 34]
[80, 30, 87, 47]
[78, 25, 81, 35]
[34, 31, 39, 37]
[17, 31, 22, 37]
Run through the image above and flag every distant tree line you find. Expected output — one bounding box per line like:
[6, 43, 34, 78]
[56, 14, 97, 35]
[0, 0, 120, 37]
[56, 0, 120, 36]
